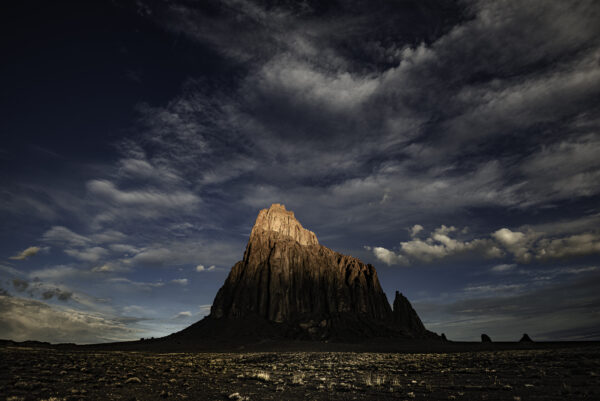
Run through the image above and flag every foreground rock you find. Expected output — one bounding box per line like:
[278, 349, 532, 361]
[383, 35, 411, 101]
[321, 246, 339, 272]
[175, 204, 436, 342]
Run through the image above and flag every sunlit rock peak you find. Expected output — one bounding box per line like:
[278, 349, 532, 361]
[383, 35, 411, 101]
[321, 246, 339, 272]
[249, 203, 318, 246]
[179, 203, 436, 341]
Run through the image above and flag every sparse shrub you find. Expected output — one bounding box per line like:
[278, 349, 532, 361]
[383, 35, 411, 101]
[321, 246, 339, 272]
[254, 371, 270, 381]
[291, 371, 305, 385]
[364, 374, 386, 387]
[228, 392, 250, 401]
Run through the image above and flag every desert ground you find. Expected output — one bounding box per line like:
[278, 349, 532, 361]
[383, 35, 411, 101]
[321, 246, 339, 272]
[2, 344, 599, 401]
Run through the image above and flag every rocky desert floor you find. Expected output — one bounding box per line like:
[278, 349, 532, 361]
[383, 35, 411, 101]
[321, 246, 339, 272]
[1, 345, 599, 401]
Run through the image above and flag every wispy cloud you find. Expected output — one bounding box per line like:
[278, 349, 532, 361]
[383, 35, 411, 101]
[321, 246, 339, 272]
[0, 294, 141, 343]
[64, 246, 109, 263]
[87, 180, 199, 209]
[491, 263, 517, 273]
[9, 246, 43, 260]
[2, 0, 599, 343]
[108, 277, 165, 291]
[173, 310, 192, 319]
[42, 226, 91, 247]
[418, 272, 600, 341]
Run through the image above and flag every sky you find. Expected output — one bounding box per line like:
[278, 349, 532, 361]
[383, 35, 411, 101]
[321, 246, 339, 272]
[1, 0, 599, 344]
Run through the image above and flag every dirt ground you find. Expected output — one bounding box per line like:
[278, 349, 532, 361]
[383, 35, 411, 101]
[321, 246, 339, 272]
[2, 345, 599, 400]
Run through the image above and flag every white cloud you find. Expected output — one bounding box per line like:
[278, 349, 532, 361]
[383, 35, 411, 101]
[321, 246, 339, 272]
[492, 228, 525, 246]
[108, 244, 140, 255]
[87, 179, 200, 209]
[195, 264, 215, 272]
[119, 158, 182, 183]
[199, 304, 212, 315]
[536, 233, 600, 260]
[463, 283, 525, 296]
[371, 222, 600, 266]
[120, 239, 242, 269]
[64, 246, 109, 263]
[366, 246, 408, 266]
[122, 305, 150, 316]
[9, 246, 42, 260]
[91, 230, 126, 243]
[491, 228, 535, 263]
[171, 278, 189, 286]
[0, 263, 20, 276]
[396, 225, 501, 263]
[257, 55, 379, 110]
[173, 311, 192, 319]
[526, 214, 600, 237]
[84, 177, 202, 227]
[128, 248, 173, 266]
[28, 266, 87, 281]
[42, 226, 90, 247]
[410, 224, 424, 237]
[491, 263, 517, 273]
[108, 277, 165, 290]
[91, 263, 120, 273]
[520, 134, 600, 202]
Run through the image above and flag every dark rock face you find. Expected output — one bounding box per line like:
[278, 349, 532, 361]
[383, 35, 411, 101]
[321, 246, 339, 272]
[193, 204, 435, 341]
[481, 334, 492, 343]
[392, 291, 427, 335]
[519, 333, 533, 342]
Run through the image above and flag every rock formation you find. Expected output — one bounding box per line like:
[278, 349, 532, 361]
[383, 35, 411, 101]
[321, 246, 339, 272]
[392, 291, 427, 335]
[179, 204, 436, 341]
[481, 334, 492, 343]
[519, 333, 533, 342]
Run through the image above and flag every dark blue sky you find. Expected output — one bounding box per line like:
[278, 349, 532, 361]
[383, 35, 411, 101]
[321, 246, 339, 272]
[1, 0, 600, 343]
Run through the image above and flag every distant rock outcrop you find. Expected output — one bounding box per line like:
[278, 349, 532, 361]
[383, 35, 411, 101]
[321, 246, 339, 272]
[178, 204, 437, 341]
[481, 334, 492, 343]
[519, 333, 533, 342]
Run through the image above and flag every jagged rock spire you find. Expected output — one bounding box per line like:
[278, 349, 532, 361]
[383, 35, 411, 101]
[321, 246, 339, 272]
[392, 291, 426, 334]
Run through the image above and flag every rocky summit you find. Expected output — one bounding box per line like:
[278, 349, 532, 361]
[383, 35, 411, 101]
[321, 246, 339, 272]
[177, 204, 436, 342]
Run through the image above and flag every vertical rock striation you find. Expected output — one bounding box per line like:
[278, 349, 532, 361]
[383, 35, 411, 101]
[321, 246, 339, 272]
[192, 204, 435, 341]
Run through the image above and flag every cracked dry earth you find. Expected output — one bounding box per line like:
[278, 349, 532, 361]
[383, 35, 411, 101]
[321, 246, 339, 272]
[1, 346, 599, 401]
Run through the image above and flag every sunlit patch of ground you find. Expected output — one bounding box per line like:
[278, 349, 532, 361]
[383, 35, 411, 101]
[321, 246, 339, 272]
[1, 346, 599, 400]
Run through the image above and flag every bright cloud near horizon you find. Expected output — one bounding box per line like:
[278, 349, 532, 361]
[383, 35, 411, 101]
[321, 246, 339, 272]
[1, 0, 600, 343]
